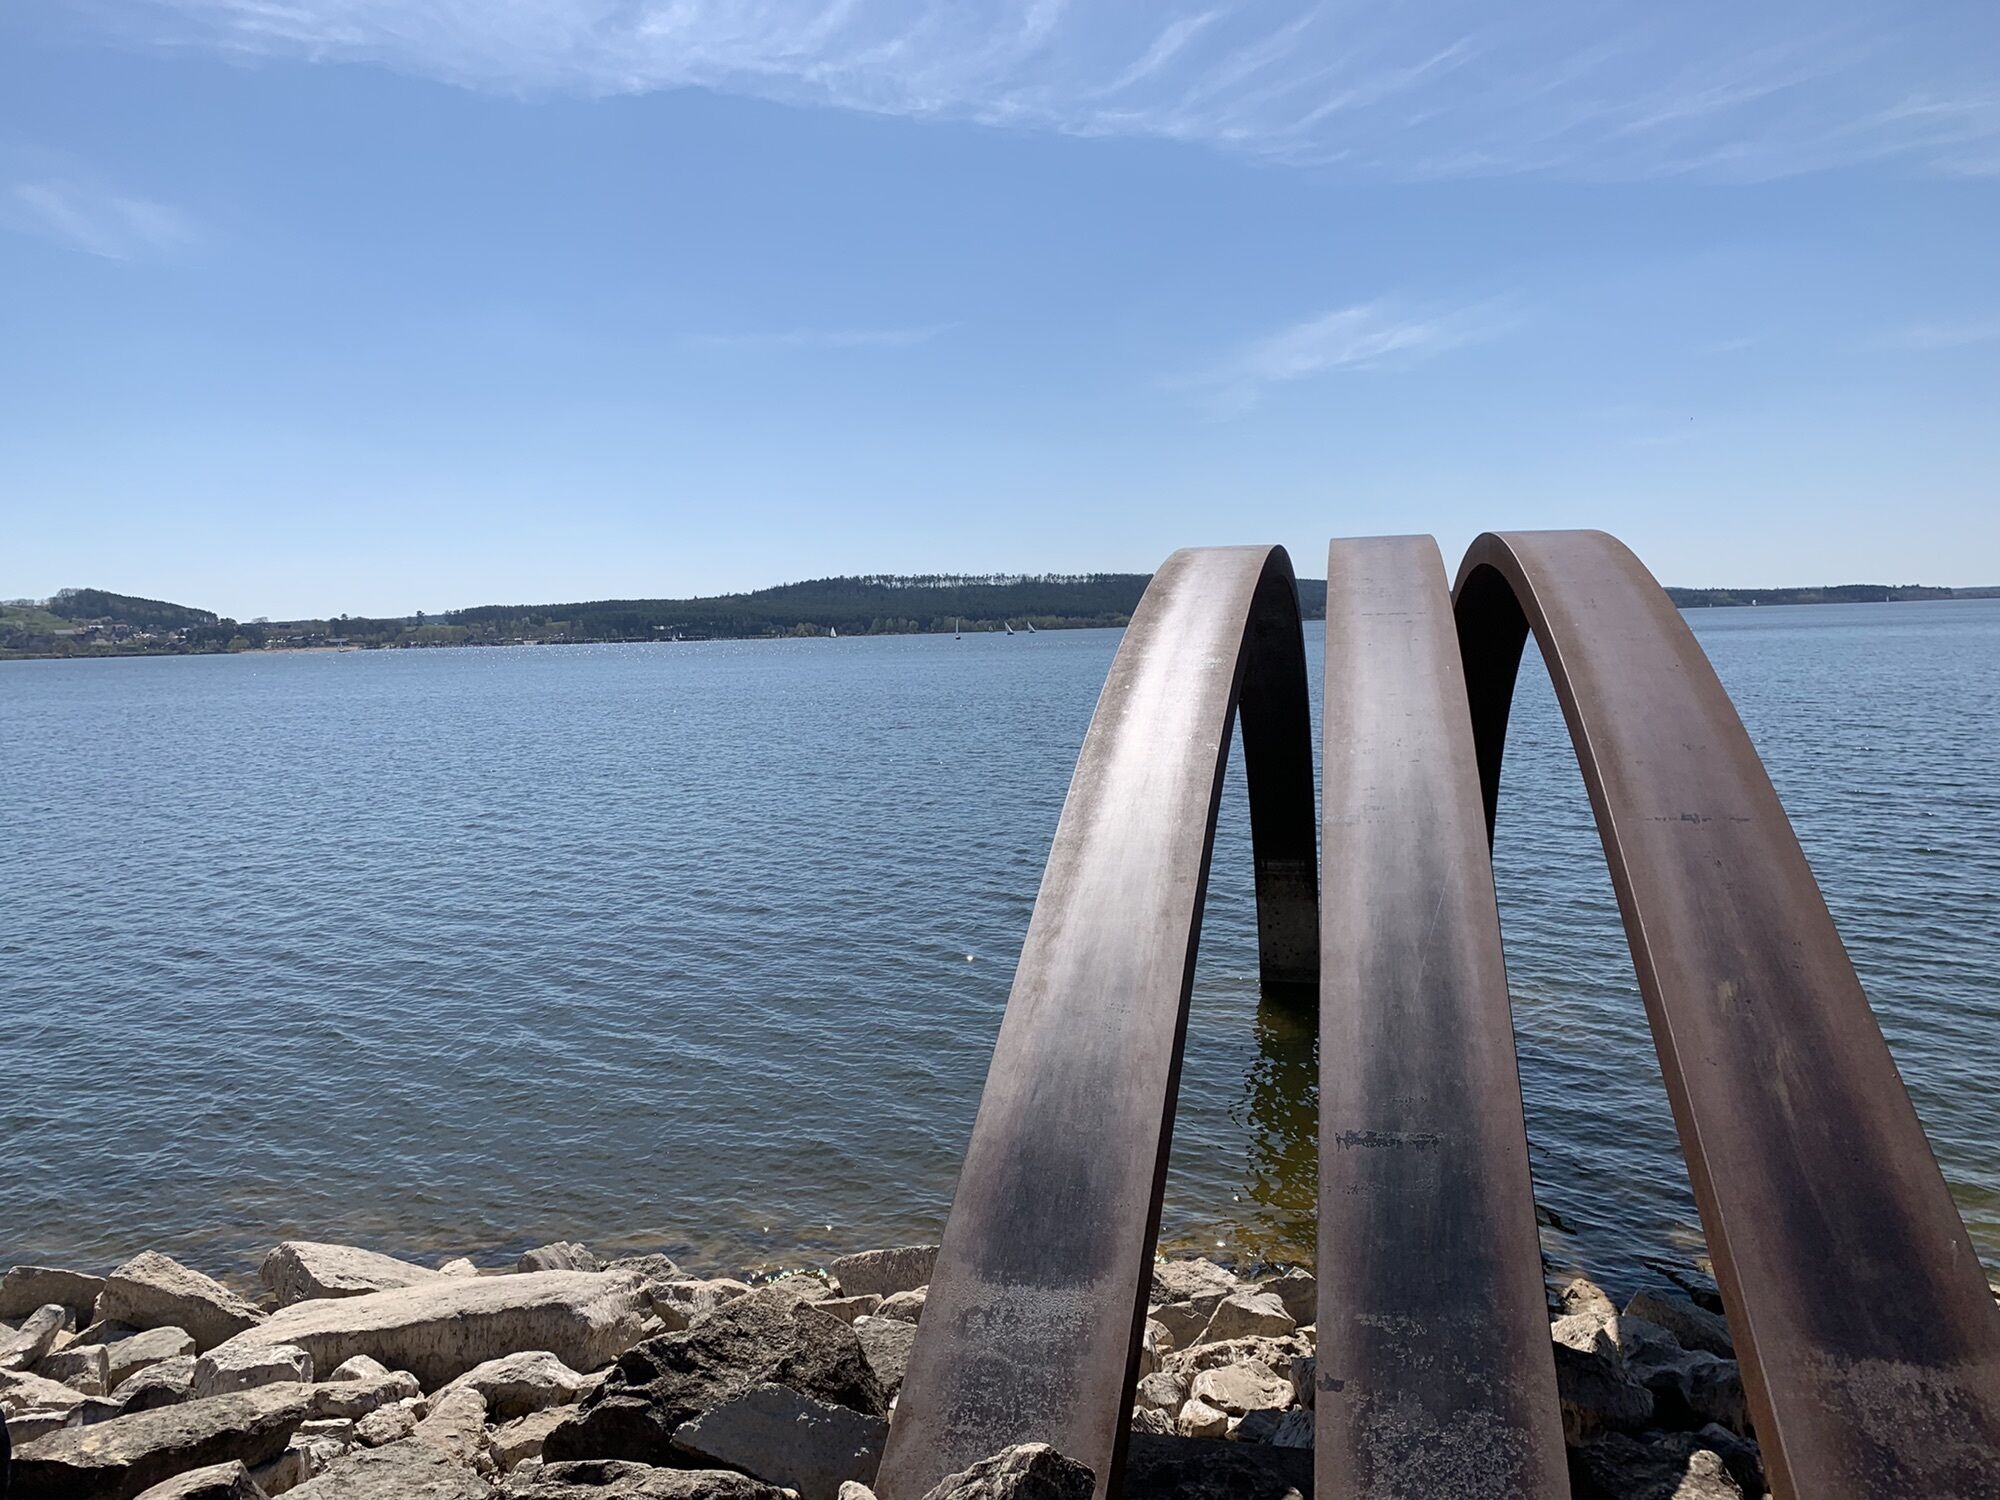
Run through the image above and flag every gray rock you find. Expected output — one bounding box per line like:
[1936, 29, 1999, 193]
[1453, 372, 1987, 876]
[1149, 1259, 1240, 1308]
[1, 1367, 91, 1428]
[851, 1316, 917, 1400]
[542, 1286, 886, 1466]
[1135, 1371, 1189, 1418]
[645, 1279, 753, 1334]
[1626, 1290, 1735, 1358]
[96, 1254, 264, 1354]
[114, 1356, 198, 1414]
[766, 1275, 837, 1305]
[0, 1268, 108, 1324]
[1177, 1397, 1230, 1438]
[1663, 1426, 1765, 1496]
[838, 1484, 878, 1500]
[1569, 1431, 1744, 1499]
[1558, 1277, 1620, 1321]
[193, 1343, 314, 1399]
[604, 1255, 682, 1282]
[131, 1460, 270, 1500]
[353, 1401, 419, 1447]
[259, 1243, 442, 1307]
[1268, 1410, 1312, 1449]
[1130, 1408, 1175, 1436]
[1552, 1340, 1654, 1443]
[8, 1385, 313, 1500]
[917, 1443, 1093, 1500]
[437, 1259, 480, 1277]
[1254, 1271, 1316, 1327]
[829, 1247, 938, 1301]
[1231, 1407, 1288, 1443]
[874, 1288, 925, 1325]
[414, 1384, 493, 1469]
[519, 1244, 600, 1275]
[284, 1439, 498, 1499]
[1551, 1309, 1616, 1355]
[1288, 1355, 1314, 1409]
[672, 1382, 887, 1500]
[1198, 1290, 1294, 1345]
[1164, 1334, 1313, 1385]
[1148, 1301, 1216, 1350]
[1139, 1319, 1171, 1377]
[440, 1351, 588, 1422]
[817, 1296, 881, 1324]
[489, 1405, 576, 1471]
[250, 1429, 350, 1495]
[304, 1369, 422, 1421]
[500, 1459, 793, 1497]
[106, 1328, 198, 1388]
[1606, 1316, 1747, 1431]
[1188, 1363, 1291, 1417]
[37, 1341, 111, 1394]
[1, 1305, 72, 1371]
[1124, 1431, 1312, 1499]
[326, 1355, 392, 1382]
[209, 1270, 651, 1390]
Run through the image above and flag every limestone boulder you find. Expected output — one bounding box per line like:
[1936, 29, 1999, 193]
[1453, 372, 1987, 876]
[440, 1351, 588, 1422]
[1552, 1339, 1654, 1443]
[208, 1270, 651, 1390]
[1149, 1259, 1240, 1307]
[1, 1267, 108, 1324]
[305, 1369, 422, 1421]
[131, 1460, 269, 1500]
[37, 1340, 111, 1394]
[519, 1244, 599, 1274]
[830, 1247, 938, 1301]
[646, 1279, 753, 1334]
[851, 1316, 917, 1400]
[1165, 1333, 1312, 1384]
[8, 1385, 313, 1500]
[438, 1259, 480, 1277]
[105, 1328, 198, 1387]
[1199, 1290, 1294, 1345]
[96, 1254, 264, 1354]
[1606, 1316, 1748, 1431]
[192, 1343, 313, 1399]
[1148, 1301, 1217, 1350]
[115, 1356, 198, 1414]
[1254, 1271, 1316, 1327]
[415, 1384, 495, 1470]
[354, 1401, 419, 1447]
[672, 1382, 888, 1500]
[917, 1442, 1093, 1500]
[1, 1305, 72, 1371]
[501, 1459, 793, 1498]
[1558, 1277, 1620, 1321]
[1129, 1407, 1174, 1436]
[1177, 1397, 1230, 1438]
[1188, 1362, 1291, 1418]
[489, 1405, 576, 1472]
[874, 1288, 925, 1325]
[1135, 1371, 1189, 1419]
[284, 1439, 498, 1499]
[1626, 1290, 1735, 1359]
[2, 1366, 91, 1436]
[259, 1242, 441, 1307]
[817, 1296, 881, 1324]
[542, 1287, 886, 1466]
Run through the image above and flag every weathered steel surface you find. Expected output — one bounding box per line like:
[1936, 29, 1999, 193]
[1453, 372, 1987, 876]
[1318, 536, 1568, 1499]
[873, 546, 1318, 1500]
[1453, 529, 2000, 1498]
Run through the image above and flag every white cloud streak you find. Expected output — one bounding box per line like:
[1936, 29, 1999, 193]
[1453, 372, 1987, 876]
[1886, 319, 2000, 351]
[1185, 299, 1516, 413]
[9, 180, 196, 260]
[98, 1, 2000, 182]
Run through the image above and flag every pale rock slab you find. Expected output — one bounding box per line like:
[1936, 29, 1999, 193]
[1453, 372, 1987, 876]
[1149, 1259, 1240, 1307]
[817, 1295, 881, 1324]
[437, 1258, 480, 1277]
[304, 1370, 421, 1421]
[7, 1385, 313, 1500]
[0, 1267, 108, 1324]
[114, 1356, 198, 1414]
[917, 1442, 1094, 1500]
[672, 1381, 888, 1500]
[1626, 1289, 1736, 1359]
[259, 1243, 441, 1307]
[193, 1343, 314, 1399]
[96, 1254, 264, 1354]
[1, 1305, 72, 1371]
[354, 1400, 419, 1447]
[1254, 1271, 1316, 1327]
[874, 1288, 925, 1325]
[1178, 1397, 1231, 1439]
[490, 1404, 578, 1471]
[106, 1328, 198, 1387]
[1198, 1290, 1294, 1345]
[1189, 1362, 1292, 1417]
[210, 1270, 651, 1390]
[1134, 1371, 1189, 1418]
[327, 1354, 391, 1381]
[851, 1316, 917, 1400]
[37, 1340, 111, 1394]
[830, 1247, 938, 1300]
[131, 1460, 270, 1500]
[415, 1384, 495, 1470]
[440, 1350, 588, 1421]
[285, 1439, 498, 1499]
[520, 1244, 600, 1274]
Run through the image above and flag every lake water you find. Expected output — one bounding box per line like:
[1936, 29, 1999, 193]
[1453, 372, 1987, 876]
[3, 599, 1996, 1297]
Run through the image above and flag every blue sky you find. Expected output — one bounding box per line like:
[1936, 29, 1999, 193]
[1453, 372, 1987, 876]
[3, 2, 1996, 619]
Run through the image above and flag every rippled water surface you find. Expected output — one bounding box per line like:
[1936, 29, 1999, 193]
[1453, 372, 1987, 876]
[4, 600, 1996, 1292]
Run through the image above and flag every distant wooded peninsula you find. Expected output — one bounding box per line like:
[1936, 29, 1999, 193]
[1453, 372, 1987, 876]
[4, 576, 1994, 660]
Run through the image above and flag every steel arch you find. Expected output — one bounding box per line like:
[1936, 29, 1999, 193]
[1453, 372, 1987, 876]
[873, 545, 1318, 1500]
[1454, 528, 2000, 1497]
[1317, 535, 1568, 1498]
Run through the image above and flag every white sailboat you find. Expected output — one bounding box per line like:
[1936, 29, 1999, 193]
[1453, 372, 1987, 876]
[954, 617, 961, 640]
[1004, 621, 1015, 636]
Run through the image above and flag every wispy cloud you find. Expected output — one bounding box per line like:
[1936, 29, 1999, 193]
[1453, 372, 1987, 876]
[8, 179, 196, 260]
[1884, 319, 2000, 351]
[100, 2, 2000, 182]
[1184, 299, 1516, 413]
[683, 322, 956, 351]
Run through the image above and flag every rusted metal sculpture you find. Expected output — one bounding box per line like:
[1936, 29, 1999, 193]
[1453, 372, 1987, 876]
[1454, 529, 2000, 1496]
[873, 546, 1318, 1500]
[1318, 535, 1567, 1498]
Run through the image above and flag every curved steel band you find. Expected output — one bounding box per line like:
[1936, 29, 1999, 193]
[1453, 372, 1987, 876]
[1454, 529, 2000, 1496]
[1317, 535, 1567, 1498]
[873, 545, 1318, 1500]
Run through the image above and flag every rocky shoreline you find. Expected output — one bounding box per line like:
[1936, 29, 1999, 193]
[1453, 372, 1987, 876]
[2, 1238, 1787, 1498]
